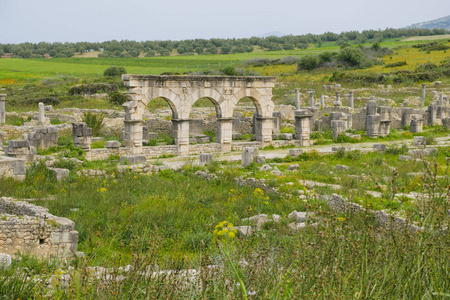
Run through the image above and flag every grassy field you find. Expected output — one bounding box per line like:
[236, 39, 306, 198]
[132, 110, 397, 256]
[1, 37, 449, 85]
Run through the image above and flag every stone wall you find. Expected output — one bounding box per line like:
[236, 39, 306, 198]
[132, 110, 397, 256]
[0, 157, 26, 181]
[0, 197, 78, 258]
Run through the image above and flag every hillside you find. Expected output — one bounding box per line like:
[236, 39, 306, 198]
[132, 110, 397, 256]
[405, 15, 450, 30]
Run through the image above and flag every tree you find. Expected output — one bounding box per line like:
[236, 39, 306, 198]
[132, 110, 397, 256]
[297, 55, 319, 71]
[338, 47, 363, 67]
[103, 66, 127, 77]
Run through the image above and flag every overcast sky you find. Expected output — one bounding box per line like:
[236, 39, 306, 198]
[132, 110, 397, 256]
[1, 0, 449, 43]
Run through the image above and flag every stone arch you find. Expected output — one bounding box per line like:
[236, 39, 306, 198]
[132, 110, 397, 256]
[231, 88, 274, 118]
[140, 88, 182, 119]
[187, 89, 223, 118]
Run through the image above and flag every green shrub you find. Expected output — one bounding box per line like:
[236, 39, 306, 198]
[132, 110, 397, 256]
[385, 144, 408, 155]
[103, 66, 127, 77]
[297, 55, 319, 71]
[108, 91, 128, 105]
[384, 61, 407, 68]
[82, 111, 105, 136]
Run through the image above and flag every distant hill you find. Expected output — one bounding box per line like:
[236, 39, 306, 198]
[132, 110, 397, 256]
[405, 15, 450, 30]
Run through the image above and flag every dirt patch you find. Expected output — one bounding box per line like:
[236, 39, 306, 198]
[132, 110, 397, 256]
[73, 51, 101, 58]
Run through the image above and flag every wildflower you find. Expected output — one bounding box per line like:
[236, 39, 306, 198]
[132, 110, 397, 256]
[338, 217, 345, 222]
[254, 188, 264, 197]
[99, 187, 107, 193]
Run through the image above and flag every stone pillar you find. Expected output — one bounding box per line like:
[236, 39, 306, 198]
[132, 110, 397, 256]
[421, 84, 426, 107]
[241, 147, 259, 167]
[377, 106, 392, 137]
[5, 140, 37, 162]
[294, 110, 312, 146]
[366, 100, 380, 138]
[428, 103, 436, 126]
[331, 120, 347, 139]
[216, 118, 233, 152]
[347, 114, 353, 130]
[272, 112, 282, 135]
[320, 94, 325, 107]
[349, 91, 354, 109]
[308, 91, 315, 108]
[255, 117, 273, 147]
[410, 114, 423, 133]
[72, 122, 92, 150]
[437, 93, 447, 120]
[401, 108, 414, 128]
[294, 88, 300, 110]
[172, 119, 190, 156]
[38, 102, 45, 126]
[439, 92, 444, 106]
[123, 120, 143, 155]
[334, 92, 342, 107]
[0, 94, 6, 124]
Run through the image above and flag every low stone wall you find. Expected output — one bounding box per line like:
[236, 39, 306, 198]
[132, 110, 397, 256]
[0, 156, 26, 181]
[89, 147, 128, 161]
[189, 143, 222, 155]
[142, 145, 178, 158]
[0, 197, 78, 258]
[231, 141, 261, 151]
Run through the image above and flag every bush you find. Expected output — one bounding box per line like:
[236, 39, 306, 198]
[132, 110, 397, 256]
[297, 55, 319, 71]
[68, 83, 119, 95]
[384, 61, 407, 68]
[338, 47, 363, 67]
[82, 111, 105, 136]
[108, 91, 128, 105]
[103, 66, 127, 77]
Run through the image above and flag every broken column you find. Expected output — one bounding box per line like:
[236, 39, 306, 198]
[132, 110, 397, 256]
[294, 109, 312, 146]
[377, 106, 392, 137]
[172, 119, 190, 156]
[330, 112, 347, 139]
[334, 92, 342, 107]
[366, 99, 380, 138]
[437, 93, 447, 120]
[420, 84, 426, 107]
[294, 88, 300, 110]
[232, 115, 242, 140]
[241, 147, 259, 167]
[428, 103, 436, 126]
[308, 91, 315, 108]
[349, 91, 354, 109]
[0, 94, 6, 124]
[72, 122, 92, 150]
[320, 94, 325, 107]
[5, 140, 36, 162]
[272, 112, 281, 135]
[410, 114, 423, 133]
[38, 102, 45, 126]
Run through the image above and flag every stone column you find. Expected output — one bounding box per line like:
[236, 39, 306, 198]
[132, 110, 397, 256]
[38, 102, 45, 125]
[255, 117, 273, 147]
[320, 94, 325, 107]
[428, 103, 436, 126]
[123, 119, 143, 155]
[334, 92, 342, 107]
[172, 119, 190, 156]
[294, 88, 300, 110]
[439, 92, 444, 106]
[216, 118, 233, 152]
[401, 108, 414, 128]
[0, 94, 6, 124]
[349, 91, 354, 109]
[365, 100, 380, 138]
[308, 91, 315, 108]
[421, 84, 426, 107]
[294, 109, 312, 146]
[410, 115, 423, 133]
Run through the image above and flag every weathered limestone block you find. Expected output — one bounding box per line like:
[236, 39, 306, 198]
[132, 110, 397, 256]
[314, 119, 323, 132]
[428, 103, 437, 126]
[373, 144, 387, 151]
[335, 164, 350, 171]
[199, 153, 213, 166]
[443, 117, 450, 129]
[241, 147, 259, 167]
[105, 140, 121, 149]
[27, 127, 58, 149]
[256, 155, 266, 164]
[423, 148, 437, 156]
[4, 140, 36, 162]
[282, 133, 293, 140]
[399, 155, 412, 161]
[289, 148, 303, 157]
[366, 115, 381, 138]
[379, 120, 391, 137]
[49, 168, 70, 181]
[0, 157, 26, 181]
[413, 136, 426, 147]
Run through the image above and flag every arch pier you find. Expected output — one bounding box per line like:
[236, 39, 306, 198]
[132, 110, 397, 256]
[122, 75, 277, 155]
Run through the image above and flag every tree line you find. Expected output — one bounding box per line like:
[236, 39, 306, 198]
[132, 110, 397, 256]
[0, 27, 448, 58]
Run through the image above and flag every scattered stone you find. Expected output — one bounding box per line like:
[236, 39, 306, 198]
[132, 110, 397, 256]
[288, 210, 312, 223]
[0, 253, 11, 269]
[335, 164, 349, 171]
[259, 164, 272, 172]
[287, 164, 299, 171]
[234, 226, 253, 236]
[289, 148, 303, 157]
[272, 214, 281, 222]
[373, 144, 387, 151]
[241, 147, 259, 167]
[49, 168, 70, 181]
[399, 155, 412, 161]
[270, 170, 283, 176]
[423, 148, 437, 156]
[413, 136, 426, 147]
[282, 133, 293, 140]
[105, 140, 121, 149]
[256, 155, 266, 164]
